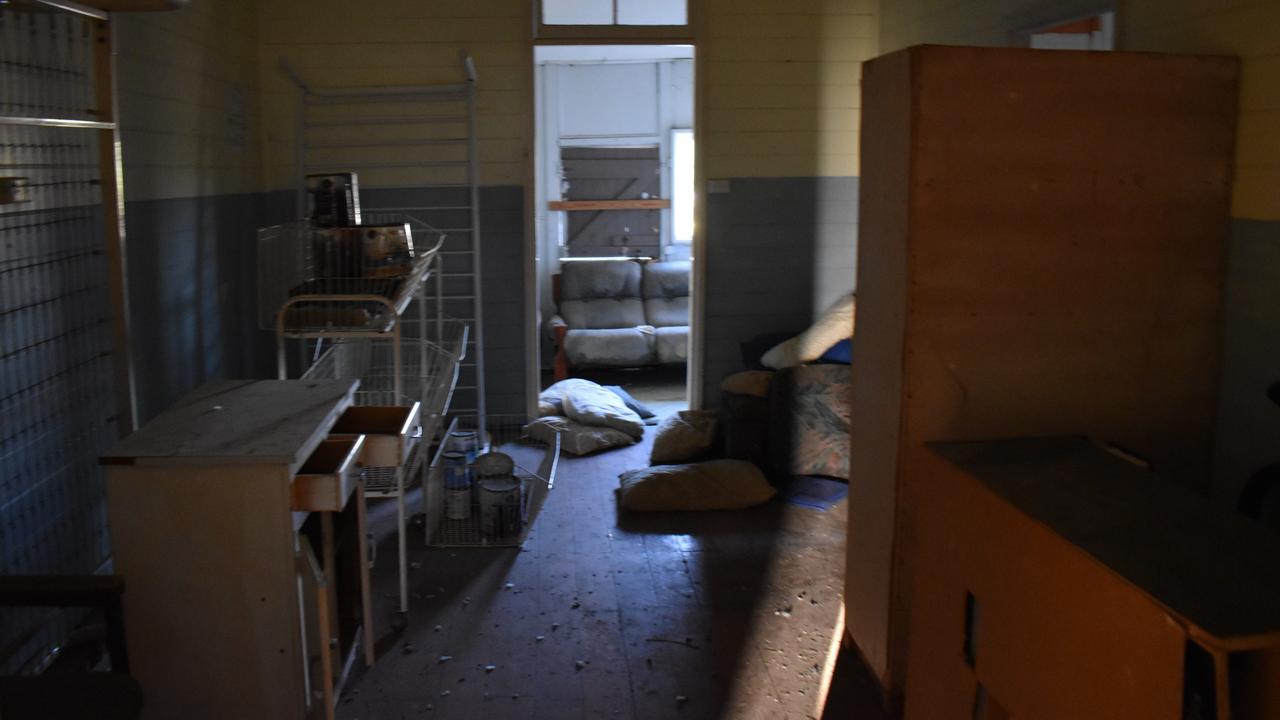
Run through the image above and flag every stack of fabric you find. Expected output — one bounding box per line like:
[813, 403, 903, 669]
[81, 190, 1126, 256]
[523, 378, 653, 456]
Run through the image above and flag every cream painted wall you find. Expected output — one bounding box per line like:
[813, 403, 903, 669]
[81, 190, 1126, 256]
[700, 0, 877, 178]
[115, 0, 263, 201]
[255, 0, 532, 191]
[879, 0, 1280, 221]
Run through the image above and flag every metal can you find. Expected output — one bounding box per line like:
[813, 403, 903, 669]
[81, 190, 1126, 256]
[448, 430, 480, 464]
[478, 477, 522, 538]
[443, 451, 471, 520]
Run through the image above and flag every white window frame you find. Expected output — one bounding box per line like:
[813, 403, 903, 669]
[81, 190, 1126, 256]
[535, 0, 694, 42]
[670, 128, 694, 244]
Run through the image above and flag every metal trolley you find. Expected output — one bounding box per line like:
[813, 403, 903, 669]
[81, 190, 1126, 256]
[260, 216, 467, 629]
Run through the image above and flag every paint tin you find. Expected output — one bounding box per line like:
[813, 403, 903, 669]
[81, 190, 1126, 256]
[479, 476, 522, 538]
[448, 430, 480, 463]
[443, 451, 471, 520]
[472, 451, 514, 482]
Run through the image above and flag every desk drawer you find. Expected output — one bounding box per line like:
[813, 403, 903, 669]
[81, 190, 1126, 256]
[294, 436, 365, 512]
[330, 403, 421, 468]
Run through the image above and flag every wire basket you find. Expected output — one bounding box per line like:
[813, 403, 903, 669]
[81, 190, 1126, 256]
[258, 216, 446, 333]
[300, 315, 467, 409]
[361, 438, 423, 496]
[424, 415, 560, 548]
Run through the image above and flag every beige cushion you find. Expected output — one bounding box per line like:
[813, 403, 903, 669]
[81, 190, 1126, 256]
[650, 410, 719, 465]
[563, 383, 646, 438]
[761, 293, 856, 369]
[523, 416, 636, 456]
[720, 370, 774, 399]
[618, 459, 776, 511]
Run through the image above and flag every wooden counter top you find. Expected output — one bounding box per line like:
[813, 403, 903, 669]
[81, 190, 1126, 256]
[102, 379, 358, 474]
[928, 436, 1280, 649]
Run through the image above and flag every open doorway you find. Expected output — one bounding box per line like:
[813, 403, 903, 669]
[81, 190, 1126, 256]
[534, 44, 695, 419]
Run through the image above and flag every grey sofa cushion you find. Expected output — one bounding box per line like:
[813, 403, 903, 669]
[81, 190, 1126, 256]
[560, 260, 647, 330]
[641, 261, 690, 328]
[641, 261, 689, 298]
[562, 259, 642, 300]
[562, 297, 647, 329]
[564, 326, 655, 367]
[645, 296, 688, 328]
[654, 325, 688, 364]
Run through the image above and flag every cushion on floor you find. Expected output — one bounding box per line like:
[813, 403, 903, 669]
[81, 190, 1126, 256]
[650, 410, 720, 465]
[604, 385, 656, 419]
[523, 416, 637, 456]
[538, 378, 604, 417]
[563, 383, 646, 438]
[618, 459, 776, 511]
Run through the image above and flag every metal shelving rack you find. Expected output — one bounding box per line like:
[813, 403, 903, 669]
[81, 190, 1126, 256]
[260, 217, 467, 628]
[280, 54, 487, 425]
[264, 55, 488, 627]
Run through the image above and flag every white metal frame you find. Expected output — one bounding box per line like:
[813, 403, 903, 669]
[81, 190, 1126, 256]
[270, 56, 489, 623]
[280, 56, 487, 424]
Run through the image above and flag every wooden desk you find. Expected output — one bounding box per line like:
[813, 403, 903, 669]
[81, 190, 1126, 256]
[906, 437, 1280, 720]
[102, 380, 369, 720]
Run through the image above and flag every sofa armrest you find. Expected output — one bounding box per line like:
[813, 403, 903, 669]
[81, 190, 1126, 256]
[548, 315, 570, 381]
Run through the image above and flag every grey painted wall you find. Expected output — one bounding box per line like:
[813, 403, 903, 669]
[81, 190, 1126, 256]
[127, 185, 528, 423]
[126, 192, 274, 422]
[1212, 218, 1280, 509]
[701, 177, 858, 407]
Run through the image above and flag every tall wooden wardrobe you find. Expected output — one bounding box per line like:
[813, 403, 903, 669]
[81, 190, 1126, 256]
[846, 44, 1239, 706]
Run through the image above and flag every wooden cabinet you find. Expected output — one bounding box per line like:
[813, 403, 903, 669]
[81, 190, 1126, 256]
[906, 438, 1280, 720]
[848, 45, 1239, 703]
[102, 380, 370, 720]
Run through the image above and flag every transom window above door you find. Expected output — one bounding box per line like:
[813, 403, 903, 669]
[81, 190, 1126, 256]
[537, 0, 691, 40]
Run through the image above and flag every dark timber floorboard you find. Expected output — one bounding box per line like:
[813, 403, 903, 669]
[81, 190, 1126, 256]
[338, 372, 881, 719]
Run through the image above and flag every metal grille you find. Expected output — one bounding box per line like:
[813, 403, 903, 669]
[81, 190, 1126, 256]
[0, 5, 117, 674]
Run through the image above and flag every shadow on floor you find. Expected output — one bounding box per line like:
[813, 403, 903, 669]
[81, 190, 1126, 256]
[342, 402, 861, 719]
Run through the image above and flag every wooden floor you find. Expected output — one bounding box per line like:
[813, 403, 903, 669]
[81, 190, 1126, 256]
[340, 400, 877, 720]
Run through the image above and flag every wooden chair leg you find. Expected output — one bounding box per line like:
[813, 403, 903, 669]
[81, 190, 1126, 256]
[554, 348, 569, 382]
[552, 326, 570, 381]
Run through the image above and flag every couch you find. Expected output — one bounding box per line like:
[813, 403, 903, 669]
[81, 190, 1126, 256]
[720, 327, 853, 483]
[549, 259, 690, 380]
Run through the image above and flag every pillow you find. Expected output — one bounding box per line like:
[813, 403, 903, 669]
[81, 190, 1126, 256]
[761, 293, 856, 370]
[563, 383, 646, 438]
[523, 416, 636, 456]
[650, 410, 719, 465]
[604, 385, 656, 419]
[719, 370, 774, 399]
[538, 378, 606, 417]
[618, 459, 776, 511]
[818, 338, 852, 364]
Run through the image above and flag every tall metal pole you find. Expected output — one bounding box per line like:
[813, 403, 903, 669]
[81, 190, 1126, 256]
[465, 55, 486, 427]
